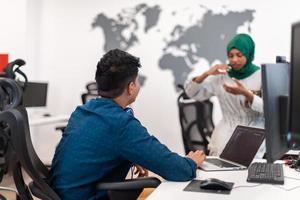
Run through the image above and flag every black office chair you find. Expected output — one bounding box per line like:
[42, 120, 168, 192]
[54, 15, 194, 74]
[0, 78, 36, 200]
[177, 85, 214, 155]
[85, 81, 98, 93]
[80, 81, 98, 104]
[0, 78, 161, 200]
[81, 92, 99, 104]
[0, 106, 59, 200]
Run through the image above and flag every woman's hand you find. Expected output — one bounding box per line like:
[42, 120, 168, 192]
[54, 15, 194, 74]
[223, 78, 254, 103]
[134, 164, 149, 177]
[206, 64, 230, 76]
[193, 64, 230, 84]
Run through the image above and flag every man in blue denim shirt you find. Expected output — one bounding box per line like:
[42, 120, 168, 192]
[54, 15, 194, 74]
[49, 49, 206, 200]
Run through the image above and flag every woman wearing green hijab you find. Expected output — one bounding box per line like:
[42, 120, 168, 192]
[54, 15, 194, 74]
[185, 33, 264, 156]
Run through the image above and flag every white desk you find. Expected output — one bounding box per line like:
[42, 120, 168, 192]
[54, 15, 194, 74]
[29, 114, 69, 126]
[148, 163, 300, 200]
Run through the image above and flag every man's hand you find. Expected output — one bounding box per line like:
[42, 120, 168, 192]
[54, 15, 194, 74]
[187, 150, 206, 167]
[134, 164, 149, 177]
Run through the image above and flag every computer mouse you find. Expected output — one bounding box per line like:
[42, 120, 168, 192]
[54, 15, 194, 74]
[199, 178, 231, 191]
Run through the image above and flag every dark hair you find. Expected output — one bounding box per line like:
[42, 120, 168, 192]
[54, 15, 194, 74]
[95, 49, 141, 98]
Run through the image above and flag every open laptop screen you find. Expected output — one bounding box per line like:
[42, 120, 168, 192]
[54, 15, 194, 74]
[220, 126, 265, 167]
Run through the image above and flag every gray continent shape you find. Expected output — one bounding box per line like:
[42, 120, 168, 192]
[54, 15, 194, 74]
[92, 3, 161, 51]
[91, 13, 139, 52]
[142, 5, 161, 33]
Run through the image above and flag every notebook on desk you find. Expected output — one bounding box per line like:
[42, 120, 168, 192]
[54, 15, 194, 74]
[200, 125, 265, 171]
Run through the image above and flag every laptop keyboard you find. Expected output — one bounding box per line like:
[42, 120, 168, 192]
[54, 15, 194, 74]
[206, 158, 239, 168]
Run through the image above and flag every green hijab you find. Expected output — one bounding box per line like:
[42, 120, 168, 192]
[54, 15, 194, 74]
[226, 33, 260, 80]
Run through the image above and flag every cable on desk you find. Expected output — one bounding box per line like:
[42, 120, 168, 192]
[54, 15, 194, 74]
[233, 176, 300, 191]
[271, 175, 300, 191]
[273, 185, 300, 191]
[232, 183, 262, 189]
[285, 176, 300, 181]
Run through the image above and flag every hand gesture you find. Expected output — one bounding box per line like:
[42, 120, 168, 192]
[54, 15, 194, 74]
[192, 64, 231, 83]
[223, 78, 254, 102]
[207, 64, 230, 76]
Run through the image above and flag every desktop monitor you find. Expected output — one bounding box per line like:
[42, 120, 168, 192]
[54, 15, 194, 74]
[21, 81, 48, 107]
[288, 21, 300, 146]
[262, 63, 290, 163]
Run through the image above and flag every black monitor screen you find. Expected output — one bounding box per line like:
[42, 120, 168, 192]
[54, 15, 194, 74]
[289, 22, 300, 143]
[262, 63, 290, 163]
[22, 82, 48, 107]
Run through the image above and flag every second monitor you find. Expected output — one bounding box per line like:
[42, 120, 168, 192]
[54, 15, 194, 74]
[262, 63, 290, 163]
[21, 81, 48, 107]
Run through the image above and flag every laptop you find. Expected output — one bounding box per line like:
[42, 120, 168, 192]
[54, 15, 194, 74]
[200, 125, 265, 171]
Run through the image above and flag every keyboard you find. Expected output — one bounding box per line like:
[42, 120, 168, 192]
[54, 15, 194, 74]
[247, 162, 284, 185]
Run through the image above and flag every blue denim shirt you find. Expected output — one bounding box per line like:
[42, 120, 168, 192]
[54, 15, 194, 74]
[49, 98, 196, 200]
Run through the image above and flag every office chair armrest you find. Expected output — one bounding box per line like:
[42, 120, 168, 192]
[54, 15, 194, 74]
[55, 126, 65, 133]
[95, 177, 161, 190]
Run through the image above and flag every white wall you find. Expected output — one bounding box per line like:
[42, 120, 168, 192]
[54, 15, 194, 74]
[0, 0, 27, 62]
[2, 0, 300, 158]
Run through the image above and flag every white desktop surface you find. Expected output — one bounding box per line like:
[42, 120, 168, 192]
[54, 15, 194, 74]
[29, 114, 69, 126]
[148, 162, 300, 200]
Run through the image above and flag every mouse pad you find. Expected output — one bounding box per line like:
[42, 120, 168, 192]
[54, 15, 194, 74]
[183, 180, 234, 195]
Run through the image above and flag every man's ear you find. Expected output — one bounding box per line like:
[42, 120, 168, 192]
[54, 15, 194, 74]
[127, 81, 135, 95]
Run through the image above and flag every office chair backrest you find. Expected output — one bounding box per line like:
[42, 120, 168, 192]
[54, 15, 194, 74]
[0, 78, 23, 111]
[86, 81, 98, 93]
[0, 78, 48, 177]
[0, 77, 35, 199]
[177, 92, 214, 154]
[81, 81, 98, 104]
[0, 107, 60, 199]
[81, 93, 98, 104]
